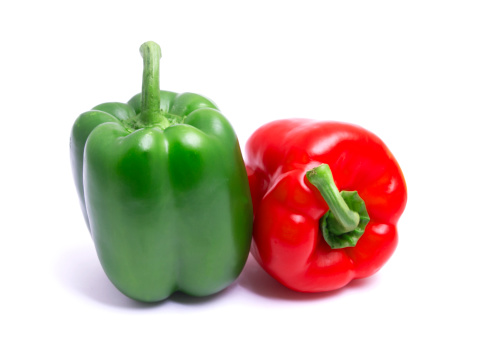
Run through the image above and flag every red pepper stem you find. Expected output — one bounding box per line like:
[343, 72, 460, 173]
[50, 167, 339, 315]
[138, 41, 169, 128]
[306, 164, 360, 234]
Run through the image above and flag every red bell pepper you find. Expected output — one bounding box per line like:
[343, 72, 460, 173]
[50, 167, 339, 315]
[245, 119, 407, 292]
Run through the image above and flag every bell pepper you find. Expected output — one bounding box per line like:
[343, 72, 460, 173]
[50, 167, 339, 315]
[70, 41, 252, 302]
[245, 119, 407, 292]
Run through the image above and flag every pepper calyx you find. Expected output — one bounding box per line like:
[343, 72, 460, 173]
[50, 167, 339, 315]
[321, 190, 370, 249]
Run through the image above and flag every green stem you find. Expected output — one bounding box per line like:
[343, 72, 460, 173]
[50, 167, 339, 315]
[138, 41, 168, 127]
[306, 164, 360, 234]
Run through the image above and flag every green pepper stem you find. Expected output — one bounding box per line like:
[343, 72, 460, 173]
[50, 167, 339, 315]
[306, 164, 360, 234]
[138, 41, 167, 127]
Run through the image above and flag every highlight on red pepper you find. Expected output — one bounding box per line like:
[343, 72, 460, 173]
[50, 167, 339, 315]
[245, 119, 407, 292]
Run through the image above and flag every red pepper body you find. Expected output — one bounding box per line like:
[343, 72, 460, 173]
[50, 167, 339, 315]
[245, 119, 407, 292]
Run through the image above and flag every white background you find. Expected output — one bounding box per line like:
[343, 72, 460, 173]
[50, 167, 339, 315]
[1, 1, 483, 353]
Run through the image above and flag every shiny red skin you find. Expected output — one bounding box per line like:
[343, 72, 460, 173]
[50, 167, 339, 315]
[245, 119, 407, 292]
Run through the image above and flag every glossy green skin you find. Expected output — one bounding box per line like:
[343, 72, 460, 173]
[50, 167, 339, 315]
[70, 90, 253, 302]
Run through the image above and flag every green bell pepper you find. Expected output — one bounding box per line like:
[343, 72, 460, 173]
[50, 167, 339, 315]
[70, 41, 252, 302]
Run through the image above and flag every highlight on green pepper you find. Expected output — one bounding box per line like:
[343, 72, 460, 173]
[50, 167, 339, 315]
[70, 41, 253, 302]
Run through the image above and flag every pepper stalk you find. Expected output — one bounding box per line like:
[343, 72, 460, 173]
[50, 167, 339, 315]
[138, 41, 170, 128]
[306, 163, 370, 249]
